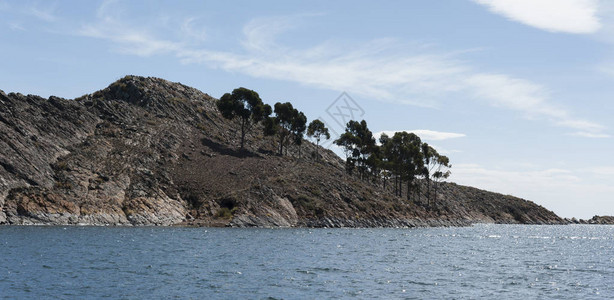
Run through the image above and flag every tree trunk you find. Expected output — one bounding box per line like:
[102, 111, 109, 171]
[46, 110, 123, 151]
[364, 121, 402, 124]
[406, 181, 410, 201]
[240, 118, 247, 150]
[278, 134, 284, 155]
[427, 179, 431, 207]
[393, 175, 397, 196]
[394, 174, 398, 197]
[416, 184, 421, 204]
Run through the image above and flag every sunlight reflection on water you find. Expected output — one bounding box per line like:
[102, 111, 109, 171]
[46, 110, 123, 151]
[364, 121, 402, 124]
[0, 224, 612, 299]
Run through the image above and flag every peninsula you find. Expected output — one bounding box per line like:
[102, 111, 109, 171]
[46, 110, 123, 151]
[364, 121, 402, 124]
[0, 76, 567, 227]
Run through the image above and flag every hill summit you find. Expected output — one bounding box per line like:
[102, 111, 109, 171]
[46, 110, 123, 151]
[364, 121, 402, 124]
[0, 76, 565, 226]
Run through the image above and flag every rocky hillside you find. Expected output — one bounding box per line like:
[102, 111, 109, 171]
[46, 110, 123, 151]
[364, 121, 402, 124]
[0, 76, 566, 227]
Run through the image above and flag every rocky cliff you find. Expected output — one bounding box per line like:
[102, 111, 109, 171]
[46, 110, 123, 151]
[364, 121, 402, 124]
[0, 76, 566, 227]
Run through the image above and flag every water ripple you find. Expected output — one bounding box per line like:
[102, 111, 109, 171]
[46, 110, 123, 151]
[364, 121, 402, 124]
[0, 225, 613, 299]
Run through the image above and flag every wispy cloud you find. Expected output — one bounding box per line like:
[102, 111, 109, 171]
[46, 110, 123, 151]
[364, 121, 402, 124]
[0, 1, 58, 23]
[78, 1, 183, 56]
[79, 23, 182, 56]
[24, 3, 58, 22]
[8, 22, 25, 31]
[180, 17, 207, 42]
[241, 15, 296, 53]
[472, 0, 601, 34]
[374, 130, 466, 141]
[77, 5, 607, 137]
[464, 73, 605, 133]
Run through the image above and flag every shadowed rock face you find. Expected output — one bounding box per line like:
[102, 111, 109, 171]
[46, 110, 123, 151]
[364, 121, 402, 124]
[0, 76, 566, 227]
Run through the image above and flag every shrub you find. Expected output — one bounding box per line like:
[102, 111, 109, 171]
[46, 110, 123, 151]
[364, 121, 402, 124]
[196, 123, 207, 131]
[54, 161, 69, 171]
[215, 207, 234, 219]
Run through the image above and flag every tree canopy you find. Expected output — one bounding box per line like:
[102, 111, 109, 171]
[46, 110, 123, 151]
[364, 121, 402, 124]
[334, 120, 452, 204]
[217, 87, 271, 150]
[334, 120, 377, 179]
[381, 131, 423, 200]
[307, 119, 330, 159]
[264, 102, 307, 156]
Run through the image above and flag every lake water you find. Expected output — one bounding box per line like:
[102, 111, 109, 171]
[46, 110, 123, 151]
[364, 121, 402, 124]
[0, 224, 612, 299]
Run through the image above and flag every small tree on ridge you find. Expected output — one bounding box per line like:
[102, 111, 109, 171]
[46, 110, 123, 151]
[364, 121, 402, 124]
[217, 87, 271, 150]
[307, 119, 330, 160]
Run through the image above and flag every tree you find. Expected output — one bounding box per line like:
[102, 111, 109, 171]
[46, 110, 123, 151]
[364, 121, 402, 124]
[264, 102, 306, 156]
[431, 154, 451, 205]
[380, 131, 423, 200]
[271, 102, 294, 155]
[421, 143, 435, 205]
[418, 142, 452, 206]
[307, 119, 330, 160]
[334, 120, 377, 180]
[380, 133, 401, 196]
[399, 132, 424, 201]
[378, 133, 392, 189]
[217, 87, 271, 150]
[366, 145, 383, 183]
[292, 111, 307, 158]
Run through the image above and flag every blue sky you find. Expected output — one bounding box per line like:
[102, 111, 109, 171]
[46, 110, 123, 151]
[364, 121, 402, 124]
[1, 0, 614, 218]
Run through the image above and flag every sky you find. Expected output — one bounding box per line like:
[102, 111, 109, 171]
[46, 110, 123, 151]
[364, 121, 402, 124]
[1, 0, 614, 218]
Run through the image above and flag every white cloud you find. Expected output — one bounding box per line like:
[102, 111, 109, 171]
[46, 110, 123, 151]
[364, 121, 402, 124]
[189, 20, 606, 136]
[583, 166, 614, 175]
[472, 0, 601, 34]
[569, 131, 611, 138]
[78, 7, 607, 137]
[375, 130, 466, 141]
[464, 73, 606, 133]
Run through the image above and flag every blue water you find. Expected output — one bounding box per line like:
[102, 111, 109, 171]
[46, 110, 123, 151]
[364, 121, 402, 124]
[0, 225, 612, 299]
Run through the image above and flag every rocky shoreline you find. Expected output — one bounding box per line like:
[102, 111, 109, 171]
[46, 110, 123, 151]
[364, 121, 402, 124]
[4, 213, 613, 227]
[564, 216, 614, 225]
